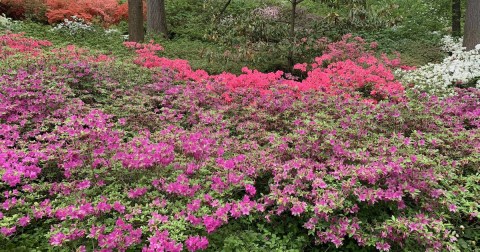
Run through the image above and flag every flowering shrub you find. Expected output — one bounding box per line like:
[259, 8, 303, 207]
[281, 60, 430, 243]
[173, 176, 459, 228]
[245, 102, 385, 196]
[0, 0, 128, 26]
[125, 34, 407, 102]
[0, 33, 479, 251]
[45, 0, 128, 26]
[398, 35, 480, 96]
[0, 14, 21, 31]
[0, 32, 52, 60]
[293, 34, 405, 101]
[50, 16, 95, 37]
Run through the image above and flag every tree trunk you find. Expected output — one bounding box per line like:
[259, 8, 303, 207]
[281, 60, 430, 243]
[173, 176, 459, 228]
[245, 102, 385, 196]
[287, 0, 305, 70]
[128, 0, 144, 42]
[147, 0, 168, 38]
[288, 1, 298, 70]
[463, 0, 480, 50]
[215, 0, 232, 23]
[452, 0, 461, 37]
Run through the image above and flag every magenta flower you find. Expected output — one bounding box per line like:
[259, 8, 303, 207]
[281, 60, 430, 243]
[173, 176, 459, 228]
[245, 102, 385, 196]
[202, 216, 222, 233]
[49, 232, 67, 246]
[244, 184, 256, 196]
[376, 242, 391, 251]
[448, 204, 457, 213]
[113, 201, 126, 213]
[0, 226, 16, 237]
[18, 215, 30, 227]
[185, 236, 209, 251]
[291, 202, 307, 216]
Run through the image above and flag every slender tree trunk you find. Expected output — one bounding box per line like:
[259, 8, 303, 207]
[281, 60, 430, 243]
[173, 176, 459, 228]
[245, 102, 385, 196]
[287, 0, 305, 70]
[452, 0, 461, 37]
[147, 0, 168, 38]
[215, 0, 232, 23]
[128, 0, 144, 42]
[288, 0, 298, 70]
[463, 0, 480, 50]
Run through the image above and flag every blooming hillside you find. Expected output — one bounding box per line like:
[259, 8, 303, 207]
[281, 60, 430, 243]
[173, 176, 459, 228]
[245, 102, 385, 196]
[0, 33, 479, 251]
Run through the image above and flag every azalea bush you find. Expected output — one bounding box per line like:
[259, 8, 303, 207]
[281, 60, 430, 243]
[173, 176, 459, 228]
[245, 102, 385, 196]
[0, 33, 479, 252]
[0, 0, 128, 26]
[0, 14, 21, 31]
[398, 36, 480, 96]
[50, 16, 95, 37]
[126, 34, 407, 102]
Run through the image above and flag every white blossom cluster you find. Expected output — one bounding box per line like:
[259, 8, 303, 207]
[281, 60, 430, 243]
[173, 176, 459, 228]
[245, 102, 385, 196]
[105, 28, 121, 35]
[0, 14, 21, 31]
[252, 6, 281, 20]
[398, 35, 480, 96]
[51, 16, 95, 36]
[105, 28, 129, 41]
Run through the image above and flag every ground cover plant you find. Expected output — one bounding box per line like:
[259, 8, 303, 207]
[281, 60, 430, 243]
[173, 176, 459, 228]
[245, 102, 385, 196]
[0, 31, 479, 252]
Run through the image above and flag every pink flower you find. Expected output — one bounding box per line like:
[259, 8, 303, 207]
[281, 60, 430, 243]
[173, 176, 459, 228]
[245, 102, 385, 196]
[291, 202, 307, 216]
[313, 178, 328, 189]
[113, 201, 126, 213]
[293, 63, 307, 72]
[18, 215, 30, 226]
[50, 232, 67, 246]
[96, 201, 112, 212]
[245, 184, 256, 196]
[0, 226, 16, 237]
[449, 204, 457, 212]
[376, 242, 391, 251]
[185, 236, 209, 251]
[187, 199, 201, 212]
[128, 187, 148, 199]
[203, 216, 222, 233]
[76, 180, 91, 190]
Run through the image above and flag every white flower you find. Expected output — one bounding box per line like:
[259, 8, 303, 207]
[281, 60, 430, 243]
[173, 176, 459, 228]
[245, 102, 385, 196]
[52, 16, 94, 36]
[0, 13, 21, 30]
[398, 35, 480, 96]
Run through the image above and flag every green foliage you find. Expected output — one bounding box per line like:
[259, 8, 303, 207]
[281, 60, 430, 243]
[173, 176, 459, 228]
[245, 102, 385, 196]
[15, 21, 132, 59]
[207, 215, 311, 251]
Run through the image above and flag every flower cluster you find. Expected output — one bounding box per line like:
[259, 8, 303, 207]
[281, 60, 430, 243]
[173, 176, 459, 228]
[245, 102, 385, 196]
[0, 0, 128, 26]
[398, 35, 480, 96]
[252, 6, 281, 20]
[50, 16, 94, 36]
[0, 13, 21, 31]
[125, 34, 407, 102]
[0, 32, 52, 59]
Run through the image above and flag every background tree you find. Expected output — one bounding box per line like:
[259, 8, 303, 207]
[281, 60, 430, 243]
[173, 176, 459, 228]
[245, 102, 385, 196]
[215, 0, 232, 23]
[128, 0, 145, 42]
[287, 0, 304, 70]
[452, 0, 461, 37]
[147, 0, 168, 38]
[463, 0, 480, 50]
